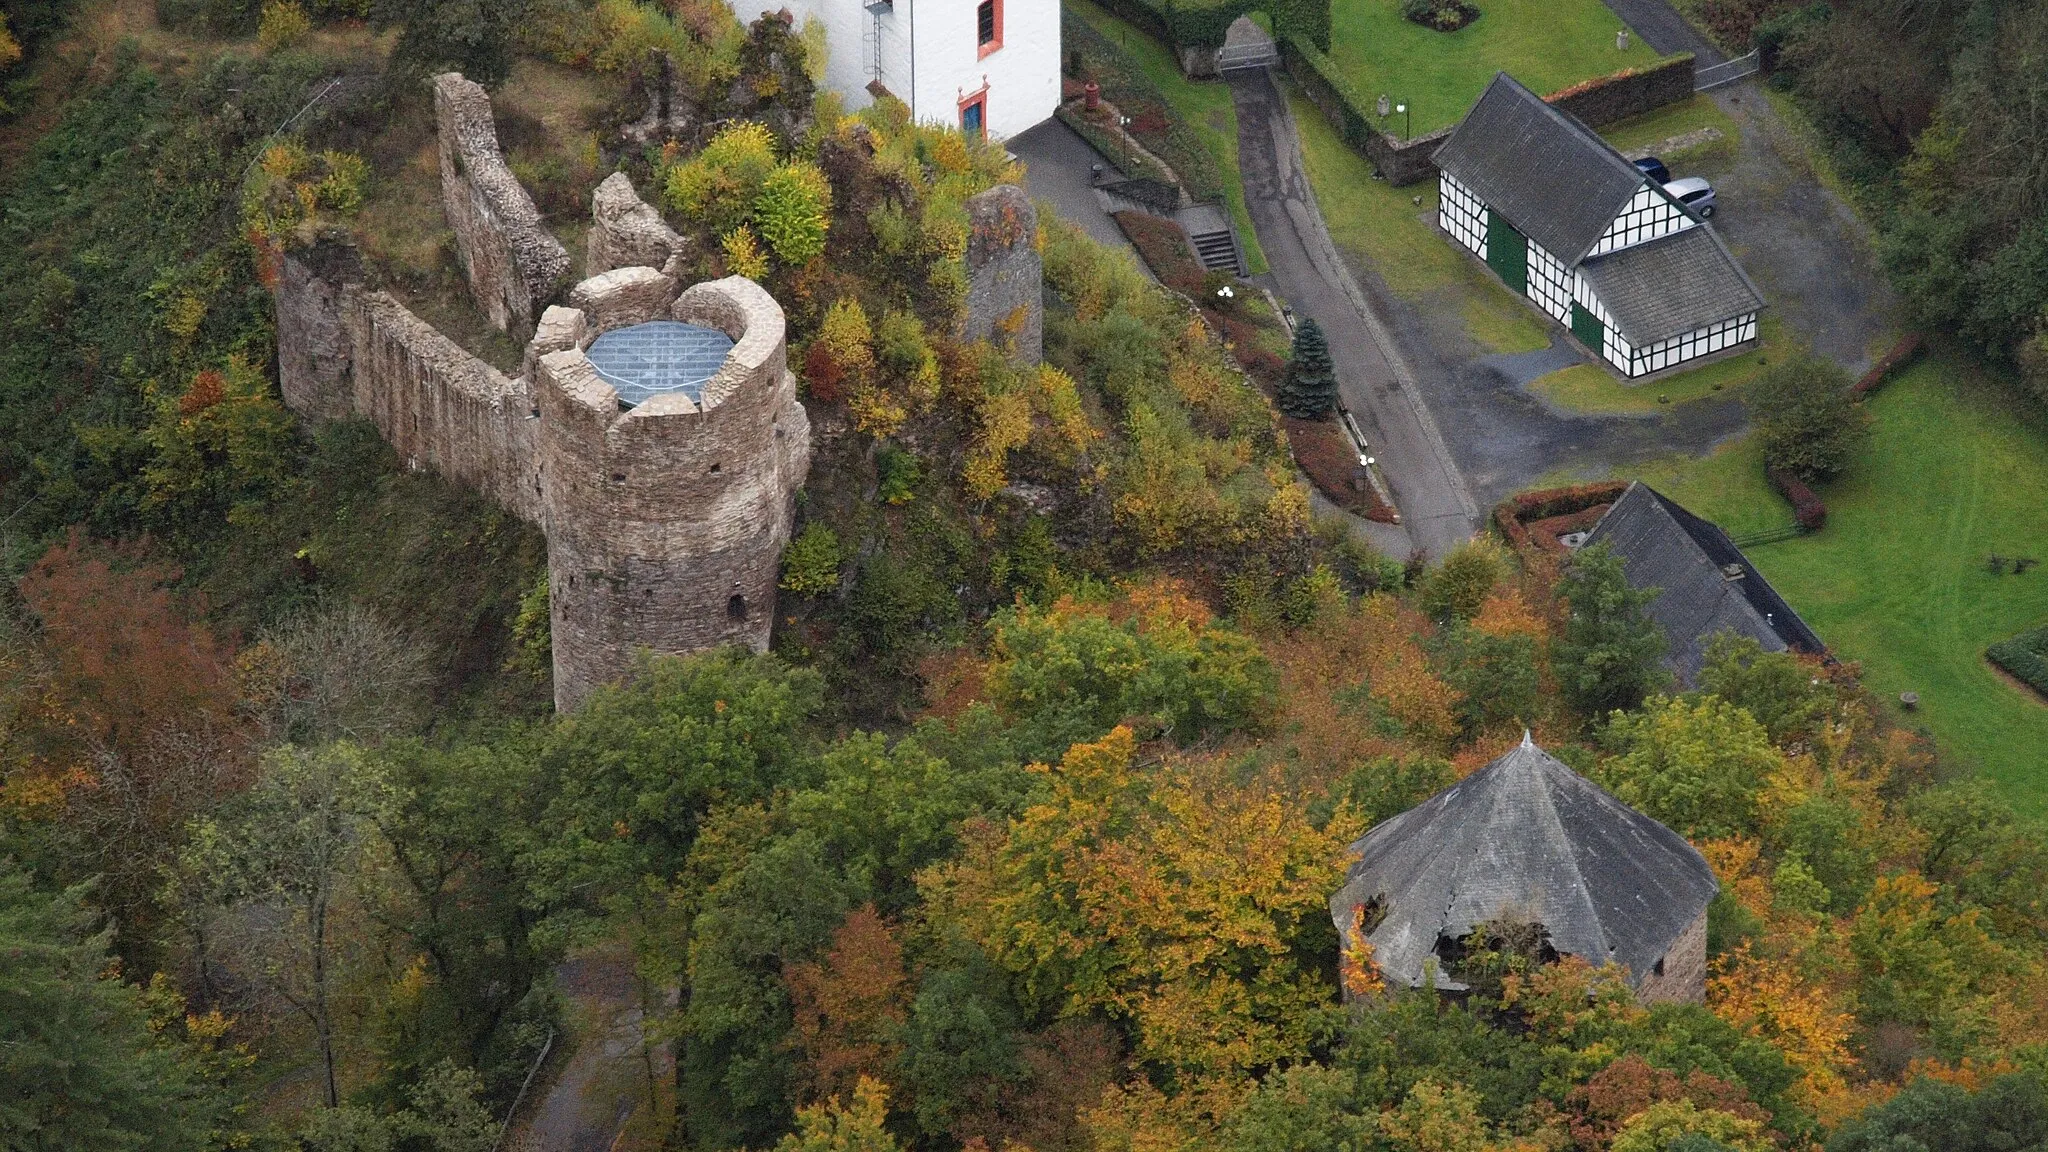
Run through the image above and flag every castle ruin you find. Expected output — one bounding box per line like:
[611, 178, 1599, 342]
[272, 73, 1041, 709]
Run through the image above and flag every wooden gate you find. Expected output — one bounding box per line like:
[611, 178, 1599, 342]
[1571, 302, 1605, 357]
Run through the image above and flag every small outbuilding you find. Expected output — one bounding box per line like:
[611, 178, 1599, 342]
[1583, 481, 1825, 686]
[1433, 73, 1764, 377]
[1329, 734, 1719, 1004]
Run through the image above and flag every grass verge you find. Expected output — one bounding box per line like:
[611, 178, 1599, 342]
[1327, 0, 1661, 138]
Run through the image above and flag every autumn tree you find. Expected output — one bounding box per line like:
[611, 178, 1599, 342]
[925, 727, 1357, 1085]
[1420, 538, 1505, 624]
[773, 1076, 902, 1152]
[785, 905, 910, 1103]
[14, 533, 251, 952]
[1826, 1070, 2048, 1152]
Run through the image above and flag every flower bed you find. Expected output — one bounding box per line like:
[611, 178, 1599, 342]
[1401, 0, 1481, 32]
[1113, 210, 1209, 295]
[1285, 416, 1398, 522]
[1767, 466, 1828, 531]
[1064, 15, 1227, 205]
[1492, 481, 1631, 551]
[1988, 625, 2048, 700]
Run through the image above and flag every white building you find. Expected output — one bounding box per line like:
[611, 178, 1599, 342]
[732, 0, 1061, 142]
[1433, 73, 1764, 378]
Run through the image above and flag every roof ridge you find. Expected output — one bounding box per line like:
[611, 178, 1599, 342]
[1503, 744, 1612, 959]
[1487, 71, 1645, 186]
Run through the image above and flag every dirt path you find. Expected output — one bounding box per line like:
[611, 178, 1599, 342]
[509, 952, 667, 1152]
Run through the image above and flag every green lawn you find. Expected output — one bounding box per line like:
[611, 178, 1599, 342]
[1328, 0, 1661, 137]
[1066, 0, 1270, 275]
[1639, 358, 2048, 814]
[1598, 94, 1741, 169]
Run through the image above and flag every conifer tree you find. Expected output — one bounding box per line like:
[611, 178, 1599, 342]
[1278, 319, 1338, 419]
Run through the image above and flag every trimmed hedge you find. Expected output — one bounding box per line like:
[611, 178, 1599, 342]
[1851, 333, 1924, 398]
[1492, 481, 1631, 550]
[1093, 0, 1333, 51]
[1280, 32, 1449, 185]
[1988, 625, 2048, 697]
[1767, 466, 1828, 531]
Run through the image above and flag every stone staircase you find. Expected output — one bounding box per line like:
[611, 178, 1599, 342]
[1175, 202, 1246, 275]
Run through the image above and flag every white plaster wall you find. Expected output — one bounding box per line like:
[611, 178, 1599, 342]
[731, 0, 1058, 140]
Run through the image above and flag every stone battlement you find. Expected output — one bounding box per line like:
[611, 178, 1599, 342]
[435, 73, 572, 338]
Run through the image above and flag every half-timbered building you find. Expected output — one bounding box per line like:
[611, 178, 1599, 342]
[1434, 73, 1764, 377]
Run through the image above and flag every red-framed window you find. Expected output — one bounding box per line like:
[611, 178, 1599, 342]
[960, 88, 988, 138]
[977, 0, 1003, 58]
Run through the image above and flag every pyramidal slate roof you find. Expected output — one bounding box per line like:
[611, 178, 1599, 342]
[1329, 734, 1718, 992]
[1584, 482, 1825, 685]
[1432, 72, 1648, 266]
[1578, 226, 1765, 346]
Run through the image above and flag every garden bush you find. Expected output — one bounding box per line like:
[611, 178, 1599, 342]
[1750, 355, 1870, 482]
[1767, 467, 1828, 531]
[1401, 0, 1481, 32]
[1112, 211, 1207, 295]
[1988, 626, 2048, 697]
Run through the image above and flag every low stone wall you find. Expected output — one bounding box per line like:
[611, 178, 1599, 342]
[1547, 54, 1697, 130]
[434, 73, 571, 339]
[345, 289, 543, 523]
[961, 185, 1044, 365]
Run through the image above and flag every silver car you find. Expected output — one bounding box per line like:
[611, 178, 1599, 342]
[1663, 177, 1717, 218]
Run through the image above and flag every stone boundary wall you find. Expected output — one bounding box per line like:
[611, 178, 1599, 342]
[586, 172, 687, 279]
[276, 247, 362, 423]
[1282, 35, 1693, 186]
[961, 185, 1044, 366]
[345, 289, 543, 523]
[435, 73, 571, 338]
[1547, 55, 1697, 129]
[1633, 904, 1709, 1005]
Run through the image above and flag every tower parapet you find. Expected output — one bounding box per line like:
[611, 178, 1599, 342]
[535, 275, 811, 710]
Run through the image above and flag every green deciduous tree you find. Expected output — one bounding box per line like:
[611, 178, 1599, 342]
[1750, 356, 1870, 483]
[1554, 542, 1669, 718]
[754, 161, 832, 266]
[1598, 695, 1782, 840]
[1419, 538, 1504, 624]
[376, 0, 528, 86]
[1278, 319, 1338, 419]
[1827, 1070, 2048, 1152]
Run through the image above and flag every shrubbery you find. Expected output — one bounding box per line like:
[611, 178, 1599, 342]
[1987, 625, 2048, 697]
[1749, 356, 1869, 483]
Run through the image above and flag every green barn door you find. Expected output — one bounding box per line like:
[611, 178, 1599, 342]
[1486, 208, 1528, 294]
[1571, 302, 1604, 354]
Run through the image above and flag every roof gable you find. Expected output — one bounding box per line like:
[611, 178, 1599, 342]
[1432, 72, 1648, 266]
[1329, 736, 1719, 992]
[1577, 226, 1765, 345]
[1584, 482, 1824, 684]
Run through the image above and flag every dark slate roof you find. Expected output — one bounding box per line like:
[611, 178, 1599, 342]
[1584, 482, 1826, 685]
[1577, 226, 1765, 346]
[1432, 72, 1648, 266]
[1329, 735, 1718, 992]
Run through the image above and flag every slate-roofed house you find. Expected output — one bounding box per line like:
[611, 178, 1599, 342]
[1433, 73, 1764, 378]
[1584, 481, 1825, 686]
[1329, 734, 1719, 1004]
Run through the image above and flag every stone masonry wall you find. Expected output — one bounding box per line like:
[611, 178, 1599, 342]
[538, 276, 810, 710]
[961, 185, 1043, 365]
[275, 245, 362, 422]
[435, 73, 571, 339]
[345, 290, 543, 523]
[1633, 905, 1709, 1005]
[586, 172, 687, 279]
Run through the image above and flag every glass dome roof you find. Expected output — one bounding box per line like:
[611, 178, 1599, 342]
[585, 320, 736, 408]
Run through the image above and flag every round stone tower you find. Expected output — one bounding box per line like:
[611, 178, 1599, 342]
[533, 272, 811, 710]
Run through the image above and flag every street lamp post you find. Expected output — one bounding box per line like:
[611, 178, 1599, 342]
[1396, 101, 1410, 141]
[1120, 114, 1132, 173]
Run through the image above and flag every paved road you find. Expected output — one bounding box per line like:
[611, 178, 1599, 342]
[512, 952, 663, 1152]
[1228, 66, 1481, 559]
[1009, 119, 1146, 262]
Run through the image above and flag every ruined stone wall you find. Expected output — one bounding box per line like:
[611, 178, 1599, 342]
[345, 290, 543, 523]
[1634, 905, 1709, 1005]
[435, 73, 571, 339]
[961, 184, 1043, 366]
[275, 245, 362, 422]
[538, 276, 811, 710]
[586, 172, 687, 279]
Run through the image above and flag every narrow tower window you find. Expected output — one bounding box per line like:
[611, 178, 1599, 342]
[727, 594, 747, 621]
